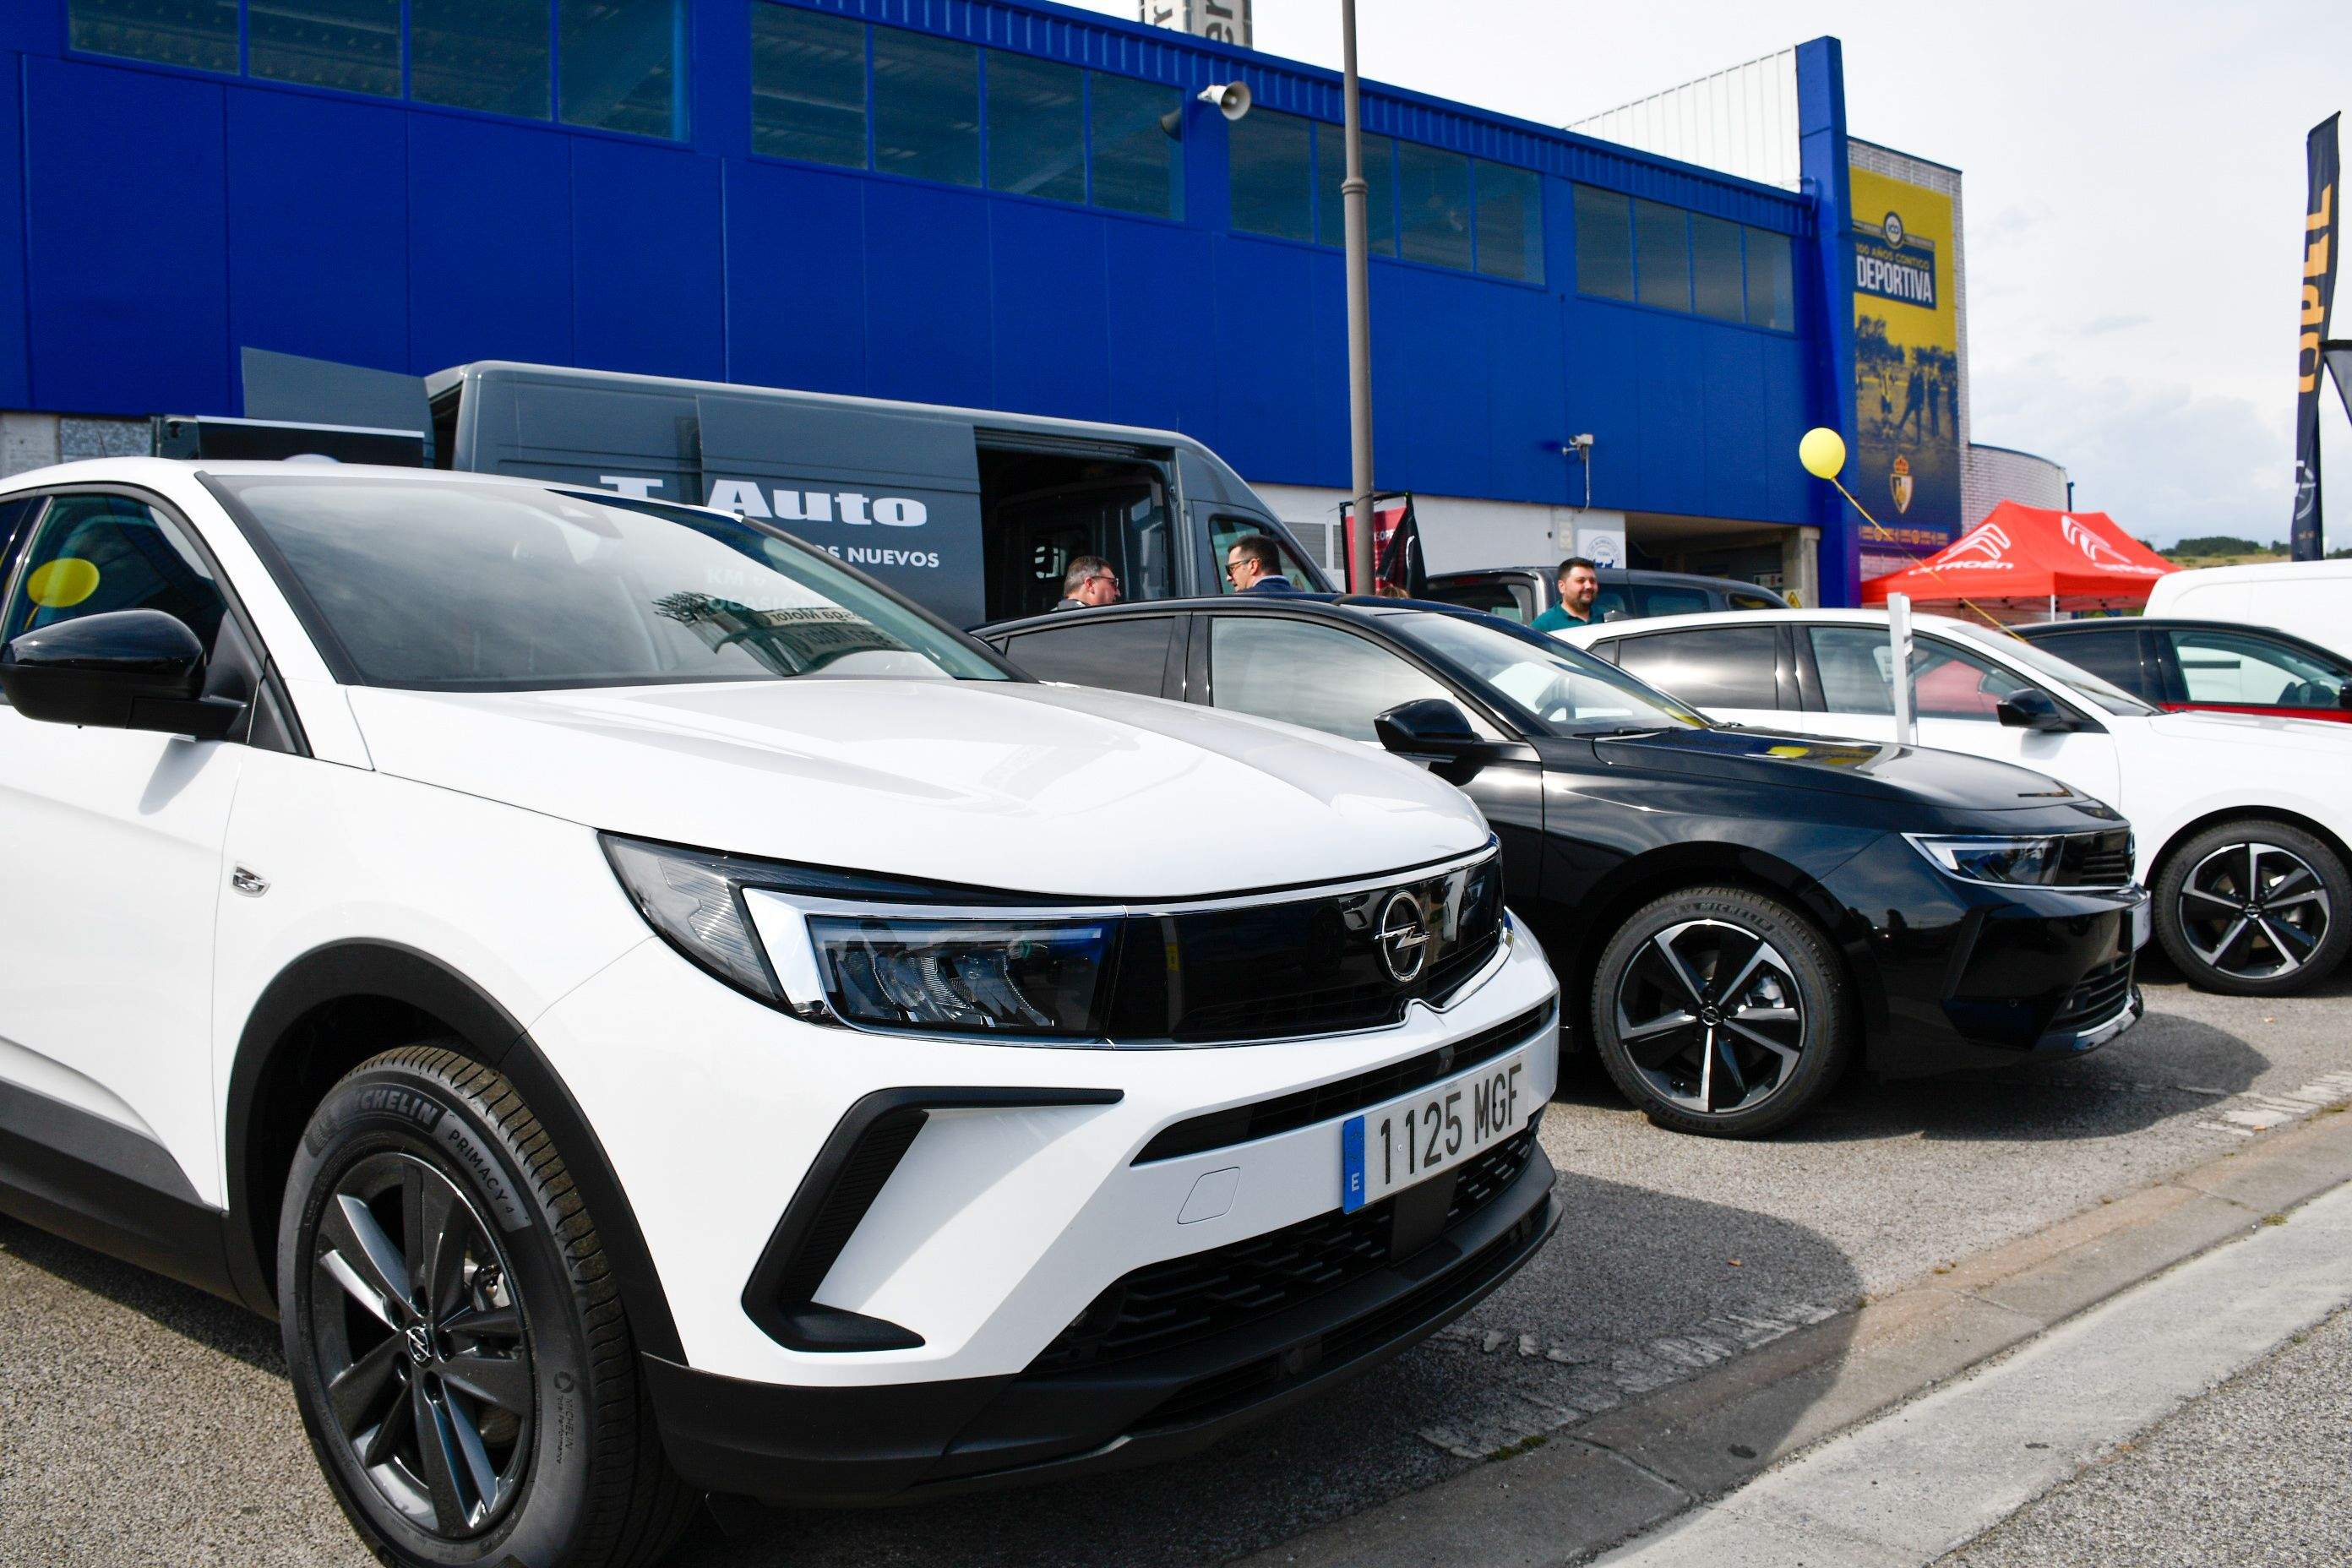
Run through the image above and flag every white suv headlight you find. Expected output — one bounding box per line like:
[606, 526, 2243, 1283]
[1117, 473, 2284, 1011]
[602, 835, 1115, 1040]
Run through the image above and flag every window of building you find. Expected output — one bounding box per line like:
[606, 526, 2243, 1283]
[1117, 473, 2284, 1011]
[68, 0, 241, 74]
[558, 0, 688, 139]
[1315, 129, 1395, 254]
[1745, 226, 1795, 331]
[1572, 183, 1635, 302]
[1474, 161, 1543, 284]
[1089, 73, 1184, 220]
[1229, 108, 1315, 242]
[986, 52, 1086, 204]
[750, 3, 867, 168]
[873, 27, 979, 186]
[248, 0, 404, 96]
[1631, 198, 1690, 312]
[1690, 213, 1745, 322]
[1396, 141, 1473, 270]
[411, 0, 551, 118]
[1613, 625, 1778, 710]
[1208, 618, 1453, 743]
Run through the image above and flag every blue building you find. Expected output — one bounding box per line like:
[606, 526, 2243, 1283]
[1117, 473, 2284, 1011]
[0, 2, 1900, 605]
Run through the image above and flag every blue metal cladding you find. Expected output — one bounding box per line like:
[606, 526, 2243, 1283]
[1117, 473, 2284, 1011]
[5, 0, 1843, 561]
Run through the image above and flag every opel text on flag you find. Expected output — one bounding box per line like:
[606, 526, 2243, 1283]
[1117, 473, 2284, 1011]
[2293, 114, 2338, 559]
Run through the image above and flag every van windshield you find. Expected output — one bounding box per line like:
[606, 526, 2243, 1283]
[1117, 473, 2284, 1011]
[215, 476, 1011, 691]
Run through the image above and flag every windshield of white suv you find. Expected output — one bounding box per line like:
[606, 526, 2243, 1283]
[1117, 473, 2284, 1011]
[1943, 621, 2157, 716]
[215, 476, 1010, 691]
[1385, 608, 1707, 735]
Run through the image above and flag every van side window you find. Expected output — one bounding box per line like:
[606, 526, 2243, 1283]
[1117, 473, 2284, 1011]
[1208, 516, 1315, 592]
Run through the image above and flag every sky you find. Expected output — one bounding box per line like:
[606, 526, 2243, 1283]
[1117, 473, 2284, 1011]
[1059, 1, 2352, 548]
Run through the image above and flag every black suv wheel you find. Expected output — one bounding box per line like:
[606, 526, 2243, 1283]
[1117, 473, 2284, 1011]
[280, 1045, 697, 1568]
[1591, 887, 1854, 1137]
[2153, 820, 2349, 996]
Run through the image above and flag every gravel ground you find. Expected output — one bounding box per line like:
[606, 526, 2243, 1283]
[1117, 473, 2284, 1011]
[1942, 1304, 2352, 1568]
[2, 959, 2347, 1567]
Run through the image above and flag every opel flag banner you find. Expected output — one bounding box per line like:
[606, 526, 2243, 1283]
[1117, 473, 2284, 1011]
[2293, 114, 2339, 559]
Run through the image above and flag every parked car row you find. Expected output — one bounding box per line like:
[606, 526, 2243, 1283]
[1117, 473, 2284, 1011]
[985, 596, 2148, 1136]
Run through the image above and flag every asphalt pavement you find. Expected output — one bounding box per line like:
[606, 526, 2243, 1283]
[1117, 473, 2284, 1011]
[2, 958, 2347, 1567]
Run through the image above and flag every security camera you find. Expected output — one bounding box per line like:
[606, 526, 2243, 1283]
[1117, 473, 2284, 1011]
[1198, 82, 1253, 122]
[1569, 433, 1594, 451]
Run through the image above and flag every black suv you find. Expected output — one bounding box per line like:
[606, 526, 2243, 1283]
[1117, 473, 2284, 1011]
[984, 596, 2149, 1136]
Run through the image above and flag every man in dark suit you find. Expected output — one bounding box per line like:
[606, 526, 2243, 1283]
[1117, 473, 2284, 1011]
[1225, 535, 1299, 595]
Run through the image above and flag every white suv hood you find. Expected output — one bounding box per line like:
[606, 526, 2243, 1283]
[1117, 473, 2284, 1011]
[344, 678, 1490, 898]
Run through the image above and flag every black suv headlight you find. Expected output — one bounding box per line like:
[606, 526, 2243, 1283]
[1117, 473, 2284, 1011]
[1905, 834, 2065, 886]
[602, 834, 1114, 1040]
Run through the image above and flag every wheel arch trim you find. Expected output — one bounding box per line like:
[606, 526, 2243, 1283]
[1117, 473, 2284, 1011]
[224, 939, 684, 1362]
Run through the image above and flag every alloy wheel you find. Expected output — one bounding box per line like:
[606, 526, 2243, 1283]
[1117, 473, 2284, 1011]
[2177, 841, 2333, 983]
[1614, 918, 1807, 1116]
[306, 1151, 534, 1540]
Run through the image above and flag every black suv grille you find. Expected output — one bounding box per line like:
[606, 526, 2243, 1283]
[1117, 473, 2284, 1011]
[2051, 954, 2134, 1032]
[2055, 829, 2135, 888]
[1032, 1127, 1538, 1374]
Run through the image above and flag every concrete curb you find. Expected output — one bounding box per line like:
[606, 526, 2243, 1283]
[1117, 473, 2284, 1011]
[1235, 1102, 2352, 1568]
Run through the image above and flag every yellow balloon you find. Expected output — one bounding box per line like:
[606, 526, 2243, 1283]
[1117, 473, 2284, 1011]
[1799, 427, 1848, 481]
[27, 558, 100, 609]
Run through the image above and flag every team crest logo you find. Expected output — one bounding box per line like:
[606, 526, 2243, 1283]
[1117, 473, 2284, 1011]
[1882, 211, 1906, 248]
[1889, 455, 1914, 514]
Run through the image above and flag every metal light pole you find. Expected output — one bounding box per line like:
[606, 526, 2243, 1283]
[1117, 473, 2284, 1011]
[1341, 0, 1376, 596]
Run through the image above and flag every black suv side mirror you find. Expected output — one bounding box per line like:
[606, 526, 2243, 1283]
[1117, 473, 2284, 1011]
[0, 609, 242, 739]
[1995, 687, 2076, 733]
[1375, 697, 1486, 783]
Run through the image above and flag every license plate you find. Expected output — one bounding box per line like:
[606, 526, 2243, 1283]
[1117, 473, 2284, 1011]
[1342, 1049, 1530, 1213]
[2130, 896, 2151, 951]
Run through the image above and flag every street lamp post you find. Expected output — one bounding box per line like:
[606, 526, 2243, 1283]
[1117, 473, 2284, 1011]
[1341, 0, 1376, 596]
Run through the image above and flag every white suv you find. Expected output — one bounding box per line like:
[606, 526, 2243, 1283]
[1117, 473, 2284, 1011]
[0, 461, 1560, 1566]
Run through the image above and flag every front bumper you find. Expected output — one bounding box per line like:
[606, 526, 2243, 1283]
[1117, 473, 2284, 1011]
[1827, 839, 2151, 1080]
[645, 1138, 1558, 1504]
[528, 906, 1561, 1488]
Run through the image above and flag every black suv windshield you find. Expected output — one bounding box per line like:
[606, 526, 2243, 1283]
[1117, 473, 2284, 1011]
[216, 476, 1010, 691]
[1383, 608, 1707, 735]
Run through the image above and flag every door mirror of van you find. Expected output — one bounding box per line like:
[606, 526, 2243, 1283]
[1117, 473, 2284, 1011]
[1375, 698, 1487, 783]
[0, 609, 242, 739]
[1995, 688, 2076, 733]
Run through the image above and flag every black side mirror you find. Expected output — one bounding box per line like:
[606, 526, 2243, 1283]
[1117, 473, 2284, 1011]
[1375, 698, 1486, 783]
[0, 609, 242, 739]
[1995, 687, 2076, 733]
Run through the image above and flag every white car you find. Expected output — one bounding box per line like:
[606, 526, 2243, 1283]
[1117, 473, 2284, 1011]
[0, 460, 1560, 1567]
[1556, 608, 2352, 997]
[2145, 558, 2352, 663]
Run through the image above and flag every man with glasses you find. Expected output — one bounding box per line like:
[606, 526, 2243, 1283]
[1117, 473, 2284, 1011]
[1054, 556, 1120, 612]
[1225, 535, 1299, 596]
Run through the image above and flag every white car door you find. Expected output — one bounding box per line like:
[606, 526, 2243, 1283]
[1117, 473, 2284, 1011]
[0, 490, 248, 1206]
[1795, 623, 2126, 808]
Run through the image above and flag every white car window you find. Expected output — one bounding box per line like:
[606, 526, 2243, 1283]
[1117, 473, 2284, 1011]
[1806, 626, 2030, 721]
[2170, 629, 2346, 710]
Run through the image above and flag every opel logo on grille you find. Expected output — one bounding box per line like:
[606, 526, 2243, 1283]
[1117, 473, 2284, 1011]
[1377, 890, 1431, 983]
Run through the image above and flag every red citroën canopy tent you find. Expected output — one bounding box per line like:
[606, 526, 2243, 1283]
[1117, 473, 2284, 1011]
[1861, 503, 2176, 618]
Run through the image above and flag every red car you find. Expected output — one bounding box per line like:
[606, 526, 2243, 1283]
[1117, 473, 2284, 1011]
[2014, 618, 2352, 724]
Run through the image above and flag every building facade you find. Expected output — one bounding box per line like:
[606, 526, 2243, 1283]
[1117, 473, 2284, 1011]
[3, 3, 1932, 605]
